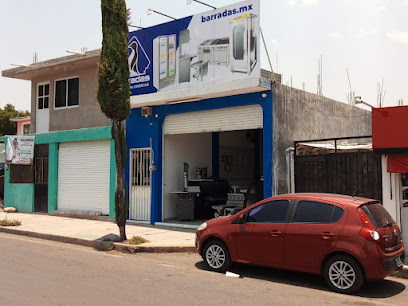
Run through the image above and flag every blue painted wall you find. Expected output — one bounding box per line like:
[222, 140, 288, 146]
[126, 90, 273, 223]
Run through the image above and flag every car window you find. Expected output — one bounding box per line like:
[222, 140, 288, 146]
[294, 201, 344, 224]
[360, 203, 395, 228]
[332, 206, 344, 223]
[247, 200, 290, 223]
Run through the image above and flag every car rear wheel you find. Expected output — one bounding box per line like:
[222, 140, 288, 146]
[203, 240, 232, 272]
[323, 255, 365, 294]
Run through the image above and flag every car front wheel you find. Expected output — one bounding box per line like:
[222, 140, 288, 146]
[323, 255, 365, 294]
[203, 240, 232, 272]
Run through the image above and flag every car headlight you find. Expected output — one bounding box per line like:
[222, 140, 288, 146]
[197, 222, 207, 231]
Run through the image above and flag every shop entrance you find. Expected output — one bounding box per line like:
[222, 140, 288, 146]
[34, 144, 49, 213]
[161, 105, 264, 223]
[162, 129, 263, 222]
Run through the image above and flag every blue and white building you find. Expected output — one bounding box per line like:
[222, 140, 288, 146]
[125, 0, 371, 225]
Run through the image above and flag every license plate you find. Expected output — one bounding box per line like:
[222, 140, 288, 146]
[395, 256, 403, 267]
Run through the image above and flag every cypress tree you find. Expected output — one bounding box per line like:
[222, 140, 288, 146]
[98, 0, 130, 241]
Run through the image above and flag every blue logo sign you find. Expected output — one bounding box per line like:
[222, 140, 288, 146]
[128, 36, 151, 77]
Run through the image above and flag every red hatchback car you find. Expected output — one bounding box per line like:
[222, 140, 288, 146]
[196, 193, 405, 294]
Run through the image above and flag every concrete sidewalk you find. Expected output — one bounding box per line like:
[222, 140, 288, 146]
[0, 211, 196, 253]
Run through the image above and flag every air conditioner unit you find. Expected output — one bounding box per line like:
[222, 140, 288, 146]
[141, 106, 152, 117]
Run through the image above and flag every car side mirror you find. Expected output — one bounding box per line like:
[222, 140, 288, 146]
[239, 213, 247, 224]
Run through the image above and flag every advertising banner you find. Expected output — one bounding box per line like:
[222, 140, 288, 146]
[6, 136, 35, 165]
[128, 0, 260, 97]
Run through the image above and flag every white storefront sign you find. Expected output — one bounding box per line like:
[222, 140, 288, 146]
[128, 0, 260, 99]
[6, 136, 35, 165]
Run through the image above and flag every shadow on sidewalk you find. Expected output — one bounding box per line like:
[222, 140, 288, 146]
[195, 261, 406, 298]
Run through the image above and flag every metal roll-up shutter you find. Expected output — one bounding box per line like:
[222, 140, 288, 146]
[58, 139, 111, 215]
[163, 104, 263, 135]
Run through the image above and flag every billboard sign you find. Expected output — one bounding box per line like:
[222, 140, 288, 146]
[128, 0, 260, 97]
[6, 136, 35, 165]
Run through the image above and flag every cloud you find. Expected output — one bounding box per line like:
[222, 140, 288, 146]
[386, 31, 408, 44]
[375, 5, 385, 13]
[288, 0, 319, 6]
[328, 32, 344, 39]
[358, 28, 379, 38]
[403, 0, 408, 7]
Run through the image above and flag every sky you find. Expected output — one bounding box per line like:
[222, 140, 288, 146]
[0, 0, 407, 112]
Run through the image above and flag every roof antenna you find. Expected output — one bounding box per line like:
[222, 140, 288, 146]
[66, 49, 86, 56]
[377, 80, 386, 108]
[317, 54, 322, 96]
[351, 187, 360, 197]
[346, 68, 355, 105]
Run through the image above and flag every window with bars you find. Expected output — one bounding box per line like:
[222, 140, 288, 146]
[131, 149, 151, 187]
[10, 164, 34, 183]
[23, 123, 30, 135]
[35, 157, 49, 184]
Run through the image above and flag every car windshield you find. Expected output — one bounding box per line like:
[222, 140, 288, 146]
[360, 203, 395, 229]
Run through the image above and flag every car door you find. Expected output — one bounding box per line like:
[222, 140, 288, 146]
[284, 200, 347, 271]
[232, 199, 291, 266]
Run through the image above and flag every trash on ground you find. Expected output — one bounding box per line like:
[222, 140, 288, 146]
[225, 271, 240, 278]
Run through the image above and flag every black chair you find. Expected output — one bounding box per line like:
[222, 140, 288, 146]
[193, 178, 232, 219]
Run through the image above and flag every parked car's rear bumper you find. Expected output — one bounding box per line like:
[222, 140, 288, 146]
[361, 242, 405, 280]
[382, 252, 405, 271]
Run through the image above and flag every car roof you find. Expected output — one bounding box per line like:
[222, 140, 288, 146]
[268, 193, 378, 207]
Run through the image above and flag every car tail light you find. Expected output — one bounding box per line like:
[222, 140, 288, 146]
[358, 208, 380, 241]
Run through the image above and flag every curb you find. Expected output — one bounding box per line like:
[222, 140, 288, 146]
[113, 242, 196, 254]
[0, 227, 196, 254]
[0, 227, 113, 251]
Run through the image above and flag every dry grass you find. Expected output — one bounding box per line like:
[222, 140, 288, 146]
[128, 235, 149, 245]
[0, 218, 21, 226]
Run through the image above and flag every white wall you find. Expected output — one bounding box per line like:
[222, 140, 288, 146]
[381, 155, 401, 226]
[381, 155, 408, 256]
[401, 207, 408, 257]
[163, 133, 212, 220]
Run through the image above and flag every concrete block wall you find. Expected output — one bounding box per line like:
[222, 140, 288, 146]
[272, 83, 372, 195]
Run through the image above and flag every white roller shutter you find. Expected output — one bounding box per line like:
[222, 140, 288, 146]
[163, 104, 263, 135]
[58, 140, 111, 215]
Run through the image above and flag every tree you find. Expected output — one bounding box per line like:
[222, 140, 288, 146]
[97, 0, 130, 241]
[0, 104, 30, 136]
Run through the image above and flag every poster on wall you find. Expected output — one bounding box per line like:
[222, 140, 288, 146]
[128, 0, 260, 97]
[6, 136, 35, 165]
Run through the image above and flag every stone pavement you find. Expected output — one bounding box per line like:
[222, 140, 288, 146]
[0, 211, 196, 253]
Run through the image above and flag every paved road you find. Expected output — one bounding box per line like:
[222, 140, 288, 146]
[1, 233, 407, 305]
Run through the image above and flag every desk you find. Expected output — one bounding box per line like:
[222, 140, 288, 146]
[170, 191, 198, 221]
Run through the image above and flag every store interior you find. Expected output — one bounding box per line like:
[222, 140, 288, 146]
[163, 129, 263, 222]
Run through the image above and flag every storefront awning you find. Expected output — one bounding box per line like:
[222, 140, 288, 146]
[387, 155, 408, 173]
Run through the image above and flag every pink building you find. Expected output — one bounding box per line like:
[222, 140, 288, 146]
[9, 116, 31, 135]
